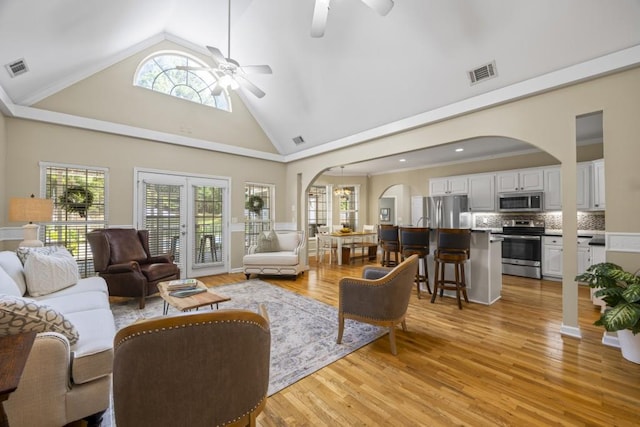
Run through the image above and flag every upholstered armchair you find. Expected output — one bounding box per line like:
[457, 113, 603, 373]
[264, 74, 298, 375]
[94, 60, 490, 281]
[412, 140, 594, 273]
[337, 254, 418, 355]
[113, 307, 271, 427]
[87, 228, 180, 308]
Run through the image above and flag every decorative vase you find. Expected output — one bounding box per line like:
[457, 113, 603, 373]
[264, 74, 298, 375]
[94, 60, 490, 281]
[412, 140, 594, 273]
[617, 329, 640, 364]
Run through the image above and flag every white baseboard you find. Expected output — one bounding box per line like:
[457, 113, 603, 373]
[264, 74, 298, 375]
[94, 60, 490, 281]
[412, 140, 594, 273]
[560, 323, 582, 339]
[601, 331, 620, 348]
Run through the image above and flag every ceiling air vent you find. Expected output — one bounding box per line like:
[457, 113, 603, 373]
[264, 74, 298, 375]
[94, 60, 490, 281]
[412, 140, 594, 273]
[5, 58, 29, 78]
[293, 136, 305, 145]
[468, 60, 497, 85]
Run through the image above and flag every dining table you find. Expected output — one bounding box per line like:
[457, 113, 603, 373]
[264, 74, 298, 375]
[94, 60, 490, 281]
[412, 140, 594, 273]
[329, 231, 378, 265]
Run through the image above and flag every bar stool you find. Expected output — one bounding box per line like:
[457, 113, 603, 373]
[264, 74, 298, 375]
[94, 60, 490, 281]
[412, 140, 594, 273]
[399, 227, 430, 298]
[378, 225, 399, 267]
[431, 228, 471, 309]
[198, 234, 217, 262]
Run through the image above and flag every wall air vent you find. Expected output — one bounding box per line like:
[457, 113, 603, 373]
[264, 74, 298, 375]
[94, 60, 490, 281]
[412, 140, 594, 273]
[5, 58, 29, 78]
[293, 136, 305, 145]
[468, 60, 497, 85]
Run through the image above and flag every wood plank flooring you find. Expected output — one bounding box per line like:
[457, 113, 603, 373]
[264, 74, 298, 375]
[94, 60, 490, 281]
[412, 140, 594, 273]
[198, 257, 640, 427]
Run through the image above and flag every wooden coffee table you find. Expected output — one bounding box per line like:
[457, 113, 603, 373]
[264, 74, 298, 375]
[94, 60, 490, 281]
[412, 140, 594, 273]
[157, 280, 230, 315]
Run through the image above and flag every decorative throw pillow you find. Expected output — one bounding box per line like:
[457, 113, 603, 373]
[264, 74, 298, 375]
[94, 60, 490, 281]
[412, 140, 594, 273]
[0, 295, 79, 345]
[16, 245, 67, 265]
[255, 230, 280, 253]
[23, 249, 79, 297]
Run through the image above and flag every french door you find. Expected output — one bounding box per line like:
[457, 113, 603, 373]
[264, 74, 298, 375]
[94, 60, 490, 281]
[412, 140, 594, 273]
[135, 171, 229, 277]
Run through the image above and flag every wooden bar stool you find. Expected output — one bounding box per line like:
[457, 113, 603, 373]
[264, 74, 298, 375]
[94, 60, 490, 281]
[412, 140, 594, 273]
[399, 227, 430, 298]
[431, 228, 471, 309]
[378, 224, 399, 267]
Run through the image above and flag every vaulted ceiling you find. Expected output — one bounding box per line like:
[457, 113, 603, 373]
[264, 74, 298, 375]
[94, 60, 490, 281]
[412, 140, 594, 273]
[1, 0, 640, 166]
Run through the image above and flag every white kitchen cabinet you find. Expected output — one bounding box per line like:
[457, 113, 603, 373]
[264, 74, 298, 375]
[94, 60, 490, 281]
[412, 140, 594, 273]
[468, 173, 495, 211]
[429, 176, 468, 196]
[542, 236, 563, 279]
[496, 168, 544, 192]
[591, 244, 605, 265]
[592, 159, 605, 210]
[544, 167, 562, 210]
[576, 162, 591, 210]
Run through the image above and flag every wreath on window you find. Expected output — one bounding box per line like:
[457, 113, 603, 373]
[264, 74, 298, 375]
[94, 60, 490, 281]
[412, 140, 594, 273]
[59, 186, 94, 218]
[246, 195, 264, 215]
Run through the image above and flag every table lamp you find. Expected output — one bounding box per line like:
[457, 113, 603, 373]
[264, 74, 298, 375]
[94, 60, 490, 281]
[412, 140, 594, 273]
[9, 195, 54, 247]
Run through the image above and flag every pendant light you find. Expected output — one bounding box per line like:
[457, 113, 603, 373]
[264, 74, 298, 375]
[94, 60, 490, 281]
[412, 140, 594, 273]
[333, 166, 352, 200]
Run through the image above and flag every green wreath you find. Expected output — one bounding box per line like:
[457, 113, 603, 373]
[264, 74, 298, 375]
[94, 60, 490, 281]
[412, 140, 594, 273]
[59, 186, 94, 218]
[246, 195, 264, 215]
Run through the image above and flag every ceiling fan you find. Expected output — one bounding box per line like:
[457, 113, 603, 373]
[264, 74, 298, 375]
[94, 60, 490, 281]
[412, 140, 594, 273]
[311, 0, 394, 37]
[178, 0, 272, 98]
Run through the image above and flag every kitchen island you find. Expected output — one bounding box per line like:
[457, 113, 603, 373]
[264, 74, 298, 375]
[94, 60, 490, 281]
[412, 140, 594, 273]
[425, 229, 503, 305]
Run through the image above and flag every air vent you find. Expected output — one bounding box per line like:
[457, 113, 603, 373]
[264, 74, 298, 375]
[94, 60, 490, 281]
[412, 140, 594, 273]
[293, 136, 305, 145]
[468, 60, 497, 85]
[5, 58, 29, 78]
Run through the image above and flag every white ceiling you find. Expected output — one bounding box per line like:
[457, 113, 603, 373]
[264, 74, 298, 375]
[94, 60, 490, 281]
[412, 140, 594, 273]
[0, 0, 639, 164]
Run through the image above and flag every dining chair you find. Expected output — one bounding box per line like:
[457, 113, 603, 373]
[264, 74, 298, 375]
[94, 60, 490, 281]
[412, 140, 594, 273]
[316, 226, 337, 263]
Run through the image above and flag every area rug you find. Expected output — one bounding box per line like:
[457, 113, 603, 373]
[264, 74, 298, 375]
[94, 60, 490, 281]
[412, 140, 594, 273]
[111, 279, 386, 396]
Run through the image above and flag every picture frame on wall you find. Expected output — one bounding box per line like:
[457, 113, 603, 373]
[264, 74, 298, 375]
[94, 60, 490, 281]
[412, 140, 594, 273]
[380, 208, 390, 221]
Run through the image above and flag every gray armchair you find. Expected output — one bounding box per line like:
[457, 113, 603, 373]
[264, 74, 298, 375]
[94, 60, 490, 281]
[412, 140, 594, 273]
[112, 307, 271, 427]
[337, 254, 418, 355]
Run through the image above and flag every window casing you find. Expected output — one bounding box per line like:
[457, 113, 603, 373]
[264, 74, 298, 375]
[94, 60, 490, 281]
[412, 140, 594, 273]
[244, 183, 274, 253]
[337, 186, 359, 231]
[308, 185, 328, 237]
[41, 163, 108, 278]
[134, 51, 231, 112]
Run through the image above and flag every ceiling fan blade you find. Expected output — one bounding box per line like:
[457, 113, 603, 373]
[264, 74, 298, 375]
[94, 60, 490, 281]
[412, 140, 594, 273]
[211, 83, 223, 96]
[361, 0, 394, 16]
[311, 0, 330, 38]
[235, 74, 266, 98]
[206, 46, 228, 66]
[239, 64, 273, 74]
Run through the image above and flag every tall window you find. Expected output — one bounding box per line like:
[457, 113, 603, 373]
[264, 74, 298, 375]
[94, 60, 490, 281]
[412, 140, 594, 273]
[134, 51, 231, 112]
[244, 183, 273, 252]
[308, 185, 328, 237]
[338, 186, 358, 230]
[41, 163, 108, 277]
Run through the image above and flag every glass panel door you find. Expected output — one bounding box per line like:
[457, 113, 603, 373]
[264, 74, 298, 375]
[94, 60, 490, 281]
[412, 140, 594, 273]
[137, 171, 229, 278]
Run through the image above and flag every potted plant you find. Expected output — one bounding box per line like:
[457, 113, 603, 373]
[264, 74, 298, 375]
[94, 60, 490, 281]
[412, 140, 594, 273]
[576, 262, 640, 363]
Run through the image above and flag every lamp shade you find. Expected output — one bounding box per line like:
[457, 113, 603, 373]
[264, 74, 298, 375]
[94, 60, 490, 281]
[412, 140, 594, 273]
[9, 197, 53, 223]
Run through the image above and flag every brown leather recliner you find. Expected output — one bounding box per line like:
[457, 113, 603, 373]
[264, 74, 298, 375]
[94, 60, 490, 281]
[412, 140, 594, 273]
[87, 228, 180, 308]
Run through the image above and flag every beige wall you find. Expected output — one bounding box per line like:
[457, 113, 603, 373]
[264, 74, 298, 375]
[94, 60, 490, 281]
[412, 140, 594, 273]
[4, 118, 286, 267]
[287, 66, 640, 332]
[0, 112, 6, 228]
[35, 40, 277, 154]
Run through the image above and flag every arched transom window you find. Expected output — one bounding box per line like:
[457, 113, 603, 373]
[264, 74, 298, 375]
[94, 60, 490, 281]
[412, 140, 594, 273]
[134, 52, 231, 112]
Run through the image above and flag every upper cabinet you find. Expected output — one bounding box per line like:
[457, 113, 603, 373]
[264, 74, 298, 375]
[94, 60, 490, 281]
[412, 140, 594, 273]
[496, 169, 544, 192]
[543, 167, 562, 210]
[468, 173, 496, 212]
[429, 176, 468, 196]
[576, 163, 591, 210]
[592, 159, 605, 210]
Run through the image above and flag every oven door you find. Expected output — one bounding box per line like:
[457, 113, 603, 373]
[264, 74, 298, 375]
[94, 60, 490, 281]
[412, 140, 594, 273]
[501, 235, 542, 266]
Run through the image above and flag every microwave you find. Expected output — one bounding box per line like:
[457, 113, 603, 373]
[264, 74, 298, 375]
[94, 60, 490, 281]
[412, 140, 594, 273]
[498, 192, 544, 212]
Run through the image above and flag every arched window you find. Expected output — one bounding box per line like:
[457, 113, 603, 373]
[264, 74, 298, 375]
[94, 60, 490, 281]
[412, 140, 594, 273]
[134, 51, 231, 112]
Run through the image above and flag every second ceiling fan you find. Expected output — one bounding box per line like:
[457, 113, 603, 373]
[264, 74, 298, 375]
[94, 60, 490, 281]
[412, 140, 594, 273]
[311, 0, 395, 37]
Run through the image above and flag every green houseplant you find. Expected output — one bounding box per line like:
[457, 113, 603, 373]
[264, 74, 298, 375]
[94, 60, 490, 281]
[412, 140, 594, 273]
[576, 262, 640, 363]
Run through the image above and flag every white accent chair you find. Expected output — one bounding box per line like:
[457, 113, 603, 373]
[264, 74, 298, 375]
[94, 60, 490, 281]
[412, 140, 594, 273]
[243, 230, 307, 279]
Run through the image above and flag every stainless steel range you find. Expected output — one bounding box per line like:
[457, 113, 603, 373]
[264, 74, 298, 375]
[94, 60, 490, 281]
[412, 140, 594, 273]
[498, 219, 545, 279]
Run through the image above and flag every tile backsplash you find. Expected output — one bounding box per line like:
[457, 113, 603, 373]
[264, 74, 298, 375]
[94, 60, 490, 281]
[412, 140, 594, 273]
[473, 212, 605, 231]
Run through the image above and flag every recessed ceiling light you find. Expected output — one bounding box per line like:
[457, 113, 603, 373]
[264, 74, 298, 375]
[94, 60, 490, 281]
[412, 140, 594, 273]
[399, 158, 406, 162]
[455, 148, 464, 152]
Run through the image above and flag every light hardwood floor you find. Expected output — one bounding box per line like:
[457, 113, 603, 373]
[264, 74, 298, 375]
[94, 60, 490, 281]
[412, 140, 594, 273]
[199, 256, 640, 427]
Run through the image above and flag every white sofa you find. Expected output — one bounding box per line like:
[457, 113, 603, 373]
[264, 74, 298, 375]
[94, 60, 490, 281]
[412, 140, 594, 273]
[243, 230, 307, 279]
[0, 249, 115, 427]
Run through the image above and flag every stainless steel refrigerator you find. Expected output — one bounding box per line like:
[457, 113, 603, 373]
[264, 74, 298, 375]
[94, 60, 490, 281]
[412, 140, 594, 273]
[428, 195, 471, 229]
